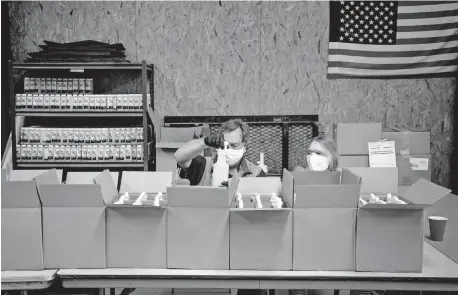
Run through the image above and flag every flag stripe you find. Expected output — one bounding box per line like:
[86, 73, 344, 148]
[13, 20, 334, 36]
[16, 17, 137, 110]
[397, 9, 458, 20]
[398, 1, 458, 6]
[398, 2, 458, 13]
[397, 22, 458, 32]
[398, 16, 458, 26]
[328, 53, 458, 64]
[327, 65, 458, 76]
[329, 41, 458, 51]
[328, 46, 458, 57]
[396, 34, 458, 44]
[397, 28, 458, 39]
[328, 59, 458, 70]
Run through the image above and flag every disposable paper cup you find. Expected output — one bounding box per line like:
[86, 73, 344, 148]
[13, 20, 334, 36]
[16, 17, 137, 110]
[428, 216, 448, 241]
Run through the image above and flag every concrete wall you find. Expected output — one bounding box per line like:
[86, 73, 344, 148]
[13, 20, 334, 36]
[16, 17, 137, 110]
[9, 1, 456, 187]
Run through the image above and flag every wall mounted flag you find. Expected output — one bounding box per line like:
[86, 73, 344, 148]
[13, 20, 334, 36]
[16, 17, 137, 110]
[328, 1, 458, 78]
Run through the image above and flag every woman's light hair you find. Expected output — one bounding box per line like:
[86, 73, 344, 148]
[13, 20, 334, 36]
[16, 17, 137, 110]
[219, 119, 249, 143]
[310, 135, 339, 171]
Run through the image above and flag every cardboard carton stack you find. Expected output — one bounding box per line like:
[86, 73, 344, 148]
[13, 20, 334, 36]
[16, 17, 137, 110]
[284, 169, 361, 271]
[334, 123, 382, 168]
[382, 128, 431, 186]
[229, 177, 293, 270]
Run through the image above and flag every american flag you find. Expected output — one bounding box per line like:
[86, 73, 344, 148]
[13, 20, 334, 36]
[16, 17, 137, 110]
[328, 1, 458, 78]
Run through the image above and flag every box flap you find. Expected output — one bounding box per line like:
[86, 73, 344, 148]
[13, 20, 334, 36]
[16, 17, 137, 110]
[160, 126, 202, 142]
[360, 203, 428, 210]
[94, 170, 119, 204]
[291, 171, 340, 185]
[341, 168, 361, 184]
[1, 181, 41, 208]
[33, 169, 61, 186]
[346, 167, 398, 194]
[120, 171, 172, 193]
[9, 169, 63, 182]
[38, 184, 104, 207]
[167, 176, 238, 208]
[282, 169, 294, 207]
[403, 178, 451, 205]
[1, 168, 9, 182]
[66, 171, 119, 186]
[236, 177, 282, 196]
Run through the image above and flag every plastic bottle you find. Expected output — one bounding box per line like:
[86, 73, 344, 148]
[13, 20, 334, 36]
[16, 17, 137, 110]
[257, 152, 268, 174]
[212, 144, 229, 187]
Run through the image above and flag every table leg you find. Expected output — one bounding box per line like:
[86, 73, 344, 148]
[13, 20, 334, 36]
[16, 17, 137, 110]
[110, 288, 115, 295]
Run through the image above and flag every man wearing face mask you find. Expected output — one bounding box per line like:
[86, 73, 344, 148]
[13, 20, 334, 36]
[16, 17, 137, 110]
[175, 119, 266, 186]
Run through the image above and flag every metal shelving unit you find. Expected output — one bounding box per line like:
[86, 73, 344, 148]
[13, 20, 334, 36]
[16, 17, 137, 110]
[9, 60, 154, 171]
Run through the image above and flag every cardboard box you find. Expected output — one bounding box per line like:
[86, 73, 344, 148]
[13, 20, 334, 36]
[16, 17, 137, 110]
[383, 129, 430, 155]
[333, 123, 382, 155]
[1, 169, 59, 270]
[338, 156, 369, 168]
[284, 169, 361, 271]
[104, 171, 172, 268]
[346, 167, 398, 195]
[9, 169, 63, 182]
[166, 176, 239, 270]
[156, 126, 202, 173]
[396, 155, 431, 185]
[38, 170, 113, 269]
[356, 179, 450, 272]
[229, 177, 292, 270]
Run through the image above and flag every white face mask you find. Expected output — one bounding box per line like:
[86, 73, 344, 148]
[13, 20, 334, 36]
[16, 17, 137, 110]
[225, 147, 245, 167]
[307, 153, 330, 171]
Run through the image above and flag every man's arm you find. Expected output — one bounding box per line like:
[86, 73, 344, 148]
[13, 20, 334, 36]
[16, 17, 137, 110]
[174, 133, 225, 169]
[174, 138, 207, 169]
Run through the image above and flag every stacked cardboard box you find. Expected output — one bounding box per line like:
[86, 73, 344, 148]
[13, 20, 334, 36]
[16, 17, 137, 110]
[334, 123, 382, 169]
[284, 169, 361, 271]
[382, 128, 431, 185]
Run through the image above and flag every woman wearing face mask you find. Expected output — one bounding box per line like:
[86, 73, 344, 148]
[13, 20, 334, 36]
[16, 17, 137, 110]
[290, 136, 379, 295]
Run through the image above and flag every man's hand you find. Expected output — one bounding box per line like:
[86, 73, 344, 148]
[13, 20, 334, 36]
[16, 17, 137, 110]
[204, 133, 225, 149]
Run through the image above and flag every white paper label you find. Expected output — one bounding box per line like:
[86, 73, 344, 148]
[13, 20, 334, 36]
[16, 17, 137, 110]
[368, 140, 397, 168]
[409, 157, 429, 171]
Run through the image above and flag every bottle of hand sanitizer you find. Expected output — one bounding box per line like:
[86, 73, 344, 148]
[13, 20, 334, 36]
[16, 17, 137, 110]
[212, 142, 229, 187]
[257, 152, 268, 173]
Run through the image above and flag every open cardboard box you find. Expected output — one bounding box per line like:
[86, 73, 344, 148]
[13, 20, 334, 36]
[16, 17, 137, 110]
[155, 126, 203, 173]
[103, 171, 172, 268]
[66, 171, 119, 186]
[1, 169, 60, 270]
[229, 177, 292, 270]
[356, 178, 450, 272]
[37, 170, 113, 269]
[284, 168, 361, 271]
[346, 167, 398, 195]
[166, 175, 239, 270]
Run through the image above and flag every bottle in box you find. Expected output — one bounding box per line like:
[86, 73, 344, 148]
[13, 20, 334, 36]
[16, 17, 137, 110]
[51, 78, 57, 93]
[15, 94, 22, 109]
[68, 128, 74, 143]
[112, 95, 118, 110]
[32, 94, 38, 109]
[43, 94, 50, 109]
[117, 95, 123, 110]
[55, 95, 61, 110]
[114, 146, 121, 160]
[62, 78, 68, 94]
[119, 145, 126, 161]
[104, 145, 110, 160]
[82, 146, 88, 160]
[137, 144, 143, 160]
[94, 95, 100, 110]
[78, 79, 85, 95]
[37, 145, 44, 160]
[83, 95, 90, 109]
[21, 127, 28, 142]
[85, 78, 93, 94]
[65, 146, 71, 160]
[132, 145, 137, 160]
[120, 128, 126, 143]
[126, 145, 132, 160]
[62, 129, 68, 143]
[91, 145, 98, 161]
[43, 145, 49, 160]
[122, 95, 128, 110]
[40, 78, 46, 94]
[107, 95, 113, 110]
[57, 79, 62, 94]
[70, 146, 77, 160]
[110, 145, 115, 160]
[76, 95, 83, 109]
[72, 78, 78, 95]
[24, 77, 30, 93]
[128, 95, 134, 109]
[89, 95, 95, 110]
[77, 146, 83, 160]
[98, 145, 104, 161]
[47, 145, 54, 161]
[31, 145, 38, 160]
